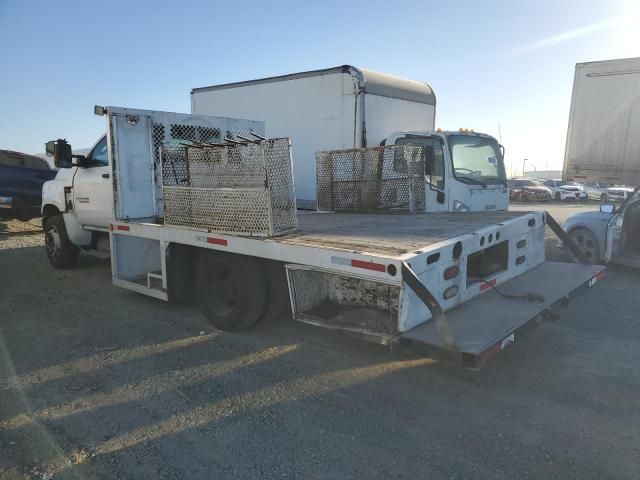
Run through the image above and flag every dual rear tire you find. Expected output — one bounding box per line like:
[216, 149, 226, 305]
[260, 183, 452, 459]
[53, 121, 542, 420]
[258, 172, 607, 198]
[195, 251, 289, 331]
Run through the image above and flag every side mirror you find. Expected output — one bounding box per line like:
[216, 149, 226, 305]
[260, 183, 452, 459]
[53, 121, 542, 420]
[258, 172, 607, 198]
[600, 204, 616, 214]
[46, 139, 73, 169]
[45, 141, 55, 157]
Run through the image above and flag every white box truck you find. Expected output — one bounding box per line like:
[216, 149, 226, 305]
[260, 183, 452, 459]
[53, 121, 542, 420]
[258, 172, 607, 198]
[41, 105, 605, 369]
[192, 66, 509, 212]
[564, 57, 640, 188]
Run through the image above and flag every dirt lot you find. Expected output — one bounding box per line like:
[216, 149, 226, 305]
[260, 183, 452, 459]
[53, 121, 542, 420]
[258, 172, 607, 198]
[1, 205, 639, 480]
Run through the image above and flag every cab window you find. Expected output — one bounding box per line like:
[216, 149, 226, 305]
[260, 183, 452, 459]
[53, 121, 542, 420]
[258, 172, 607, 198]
[395, 136, 445, 190]
[87, 136, 108, 166]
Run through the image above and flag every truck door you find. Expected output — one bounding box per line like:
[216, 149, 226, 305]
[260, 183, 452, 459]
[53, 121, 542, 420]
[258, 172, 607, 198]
[73, 135, 114, 229]
[604, 210, 620, 263]
[606, 188, 640, 263]
[395, 135, 449, 212]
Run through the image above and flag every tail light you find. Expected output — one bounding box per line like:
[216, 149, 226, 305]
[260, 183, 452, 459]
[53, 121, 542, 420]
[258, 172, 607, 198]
[444, 265, 459, 280]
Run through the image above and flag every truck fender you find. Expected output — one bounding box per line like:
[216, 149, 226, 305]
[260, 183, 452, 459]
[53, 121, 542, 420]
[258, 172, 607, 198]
[41, 178, 68, 215]
[62, 212, 92, 247]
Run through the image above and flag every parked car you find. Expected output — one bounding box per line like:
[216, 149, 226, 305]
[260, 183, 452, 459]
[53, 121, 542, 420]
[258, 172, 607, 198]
[543, 179, 587, 201]
[582, 181, 634, 202]
[563, 186, 640, 266]
[0, 150, 57, 220]
[508, 178, 552, 202]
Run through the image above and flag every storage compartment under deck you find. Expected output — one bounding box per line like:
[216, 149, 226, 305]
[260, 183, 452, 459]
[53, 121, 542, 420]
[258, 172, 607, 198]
[111, 234, 166, 299]
[466, 240, 509, 286]
[287, 266, 401, 338]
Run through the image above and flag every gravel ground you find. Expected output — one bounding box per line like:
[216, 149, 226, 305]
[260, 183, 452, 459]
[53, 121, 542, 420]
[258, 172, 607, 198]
[1, 206, 639, 480]
[0, 218, 43, 251]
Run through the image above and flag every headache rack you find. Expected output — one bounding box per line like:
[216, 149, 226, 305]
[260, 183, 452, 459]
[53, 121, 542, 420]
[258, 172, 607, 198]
[316, 145, 425, 213]
[160, 136, 297, 237]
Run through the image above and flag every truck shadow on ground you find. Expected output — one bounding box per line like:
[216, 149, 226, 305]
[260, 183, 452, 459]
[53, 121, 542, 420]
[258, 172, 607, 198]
[2, 247, 640, 479]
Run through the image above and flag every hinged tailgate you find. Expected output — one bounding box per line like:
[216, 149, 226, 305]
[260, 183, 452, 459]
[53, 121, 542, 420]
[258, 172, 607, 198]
[402, 261, 605, 368]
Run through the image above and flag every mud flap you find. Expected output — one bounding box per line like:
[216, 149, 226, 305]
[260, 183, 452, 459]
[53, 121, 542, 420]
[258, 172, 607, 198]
[401, 261, 606, 369]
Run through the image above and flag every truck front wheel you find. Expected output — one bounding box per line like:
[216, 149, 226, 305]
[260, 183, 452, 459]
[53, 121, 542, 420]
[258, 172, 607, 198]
[196, 251, 266, 331]
[44, 215, 79, 269]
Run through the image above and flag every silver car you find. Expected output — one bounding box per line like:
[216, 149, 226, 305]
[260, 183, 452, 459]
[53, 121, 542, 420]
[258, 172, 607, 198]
[582, 181, 634, 202]
[563, 186, 640, 266]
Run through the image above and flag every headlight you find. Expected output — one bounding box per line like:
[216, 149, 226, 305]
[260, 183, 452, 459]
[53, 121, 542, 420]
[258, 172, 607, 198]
[453, 200, 471, 212]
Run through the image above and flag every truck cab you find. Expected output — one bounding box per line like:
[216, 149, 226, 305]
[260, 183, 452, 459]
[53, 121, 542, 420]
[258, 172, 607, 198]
[41, 107, 264, 267]
[387, 130, 508, 212]
[41, 135, 113, 265]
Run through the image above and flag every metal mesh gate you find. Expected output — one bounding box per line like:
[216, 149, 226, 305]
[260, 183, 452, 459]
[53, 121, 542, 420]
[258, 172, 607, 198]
[161, 137, 297, 236]
[144, 114, 263, 218]
[316, 145, 425, 213]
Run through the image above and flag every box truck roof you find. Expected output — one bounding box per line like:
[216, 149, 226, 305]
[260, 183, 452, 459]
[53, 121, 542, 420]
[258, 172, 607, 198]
[191, 65, 436, 105]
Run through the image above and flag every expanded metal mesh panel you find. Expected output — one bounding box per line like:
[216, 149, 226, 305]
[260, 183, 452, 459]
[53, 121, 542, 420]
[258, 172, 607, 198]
[163, 187, 272, 235]
[316, 145, 425, 213]
[160, 138, 297, 236]
[153, 123, 257, 185]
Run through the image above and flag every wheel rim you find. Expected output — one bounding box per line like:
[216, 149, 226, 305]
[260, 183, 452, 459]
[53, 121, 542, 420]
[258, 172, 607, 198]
[203, 261, 237, 316]
[569, 230, 598, 261]
[45, 225, 62, 259]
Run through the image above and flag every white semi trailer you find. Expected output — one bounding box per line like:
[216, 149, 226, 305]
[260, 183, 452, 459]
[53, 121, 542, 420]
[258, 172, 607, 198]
[564, 57, 640, 186]
[41, 106, 604, 369]
[192, 66, 509, 212]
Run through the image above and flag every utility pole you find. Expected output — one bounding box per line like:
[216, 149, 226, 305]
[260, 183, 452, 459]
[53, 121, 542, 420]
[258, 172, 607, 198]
[522, 158, 528, 177]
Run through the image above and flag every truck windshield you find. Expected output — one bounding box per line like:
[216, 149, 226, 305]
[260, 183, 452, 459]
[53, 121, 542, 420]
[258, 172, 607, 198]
[448, 135, 506, 185]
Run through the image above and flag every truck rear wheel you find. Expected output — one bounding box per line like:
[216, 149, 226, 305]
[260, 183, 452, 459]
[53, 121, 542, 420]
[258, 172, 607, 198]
[196, 251, 266, 331]
[44, 215, 79, 269]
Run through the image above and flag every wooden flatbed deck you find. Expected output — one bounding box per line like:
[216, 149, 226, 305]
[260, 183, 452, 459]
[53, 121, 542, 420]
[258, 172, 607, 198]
[279, 211, 529, 256]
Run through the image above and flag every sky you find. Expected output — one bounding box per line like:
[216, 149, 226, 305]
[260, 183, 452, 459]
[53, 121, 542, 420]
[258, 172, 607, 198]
[0, 0, 638, 175]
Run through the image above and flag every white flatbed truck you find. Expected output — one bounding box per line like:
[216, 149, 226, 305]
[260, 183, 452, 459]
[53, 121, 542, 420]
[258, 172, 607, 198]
[42, 106, 605, 368]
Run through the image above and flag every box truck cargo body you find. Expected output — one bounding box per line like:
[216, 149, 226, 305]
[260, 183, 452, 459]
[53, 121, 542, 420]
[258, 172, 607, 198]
[564, 57, 640, 186]
[191, 66, 437, 209]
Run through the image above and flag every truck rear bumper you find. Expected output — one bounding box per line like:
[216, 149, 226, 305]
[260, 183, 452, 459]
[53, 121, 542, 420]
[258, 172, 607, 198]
[401, 261, 605, 369]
